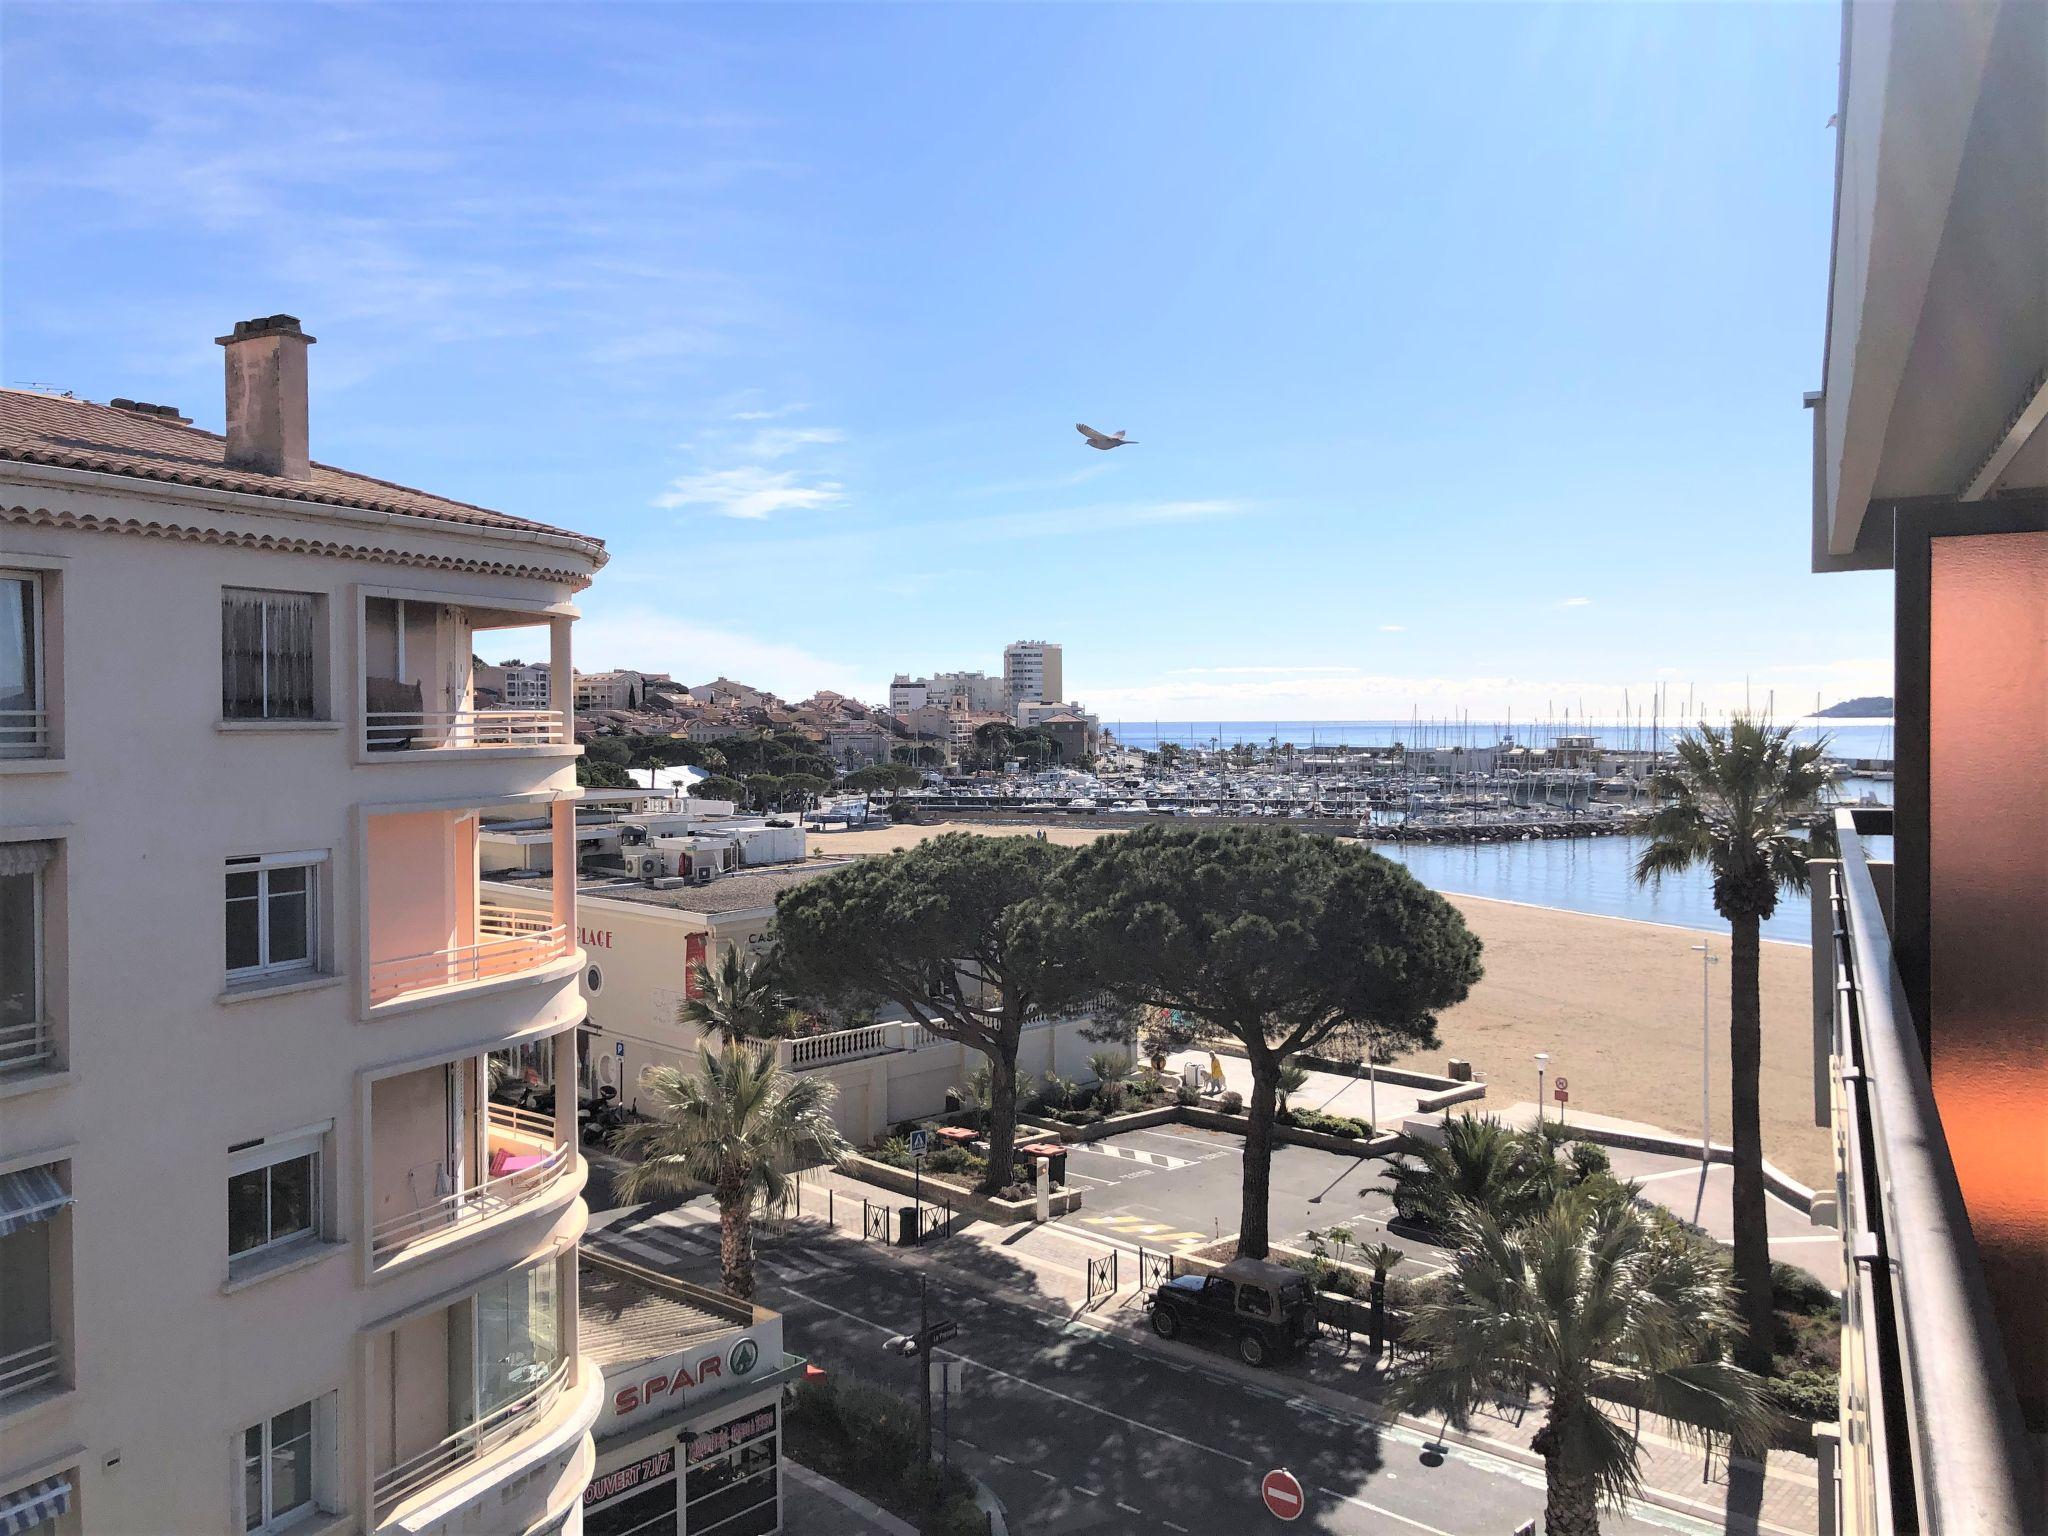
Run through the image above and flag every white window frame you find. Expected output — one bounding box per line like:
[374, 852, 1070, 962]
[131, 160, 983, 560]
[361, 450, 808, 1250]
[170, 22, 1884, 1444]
[0, 849, 46, 1059]
[0, 570, 45, 758]
[238, 1392, 335, 1534]
[225, 851, 326, 982]
[227, 1125, 327, 1267]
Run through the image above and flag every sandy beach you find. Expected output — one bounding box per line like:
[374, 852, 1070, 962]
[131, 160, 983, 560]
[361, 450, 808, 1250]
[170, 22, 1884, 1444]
[809, 819, 1829, 1183]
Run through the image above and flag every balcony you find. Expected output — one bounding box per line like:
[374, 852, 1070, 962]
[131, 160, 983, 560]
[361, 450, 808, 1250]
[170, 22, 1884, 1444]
[368, 1048, 575, 1267]
[367, 1255, 585, 1526]
[364, 804, 575, 1011]
[0, 1020, 54, 1080]
[0, 1339, 59, 1407]
[1822, 809, 2037, 1533]
[359, 590, 572, 761]
[0, 709, 47, 758]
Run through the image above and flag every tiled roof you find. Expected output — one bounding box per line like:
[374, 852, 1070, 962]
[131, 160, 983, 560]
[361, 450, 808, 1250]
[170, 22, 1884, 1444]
[0, 388, 603, 554]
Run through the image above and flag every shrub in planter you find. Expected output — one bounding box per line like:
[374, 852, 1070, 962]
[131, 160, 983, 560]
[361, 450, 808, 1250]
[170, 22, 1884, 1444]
[1767, 1368, 1839, 1424]
[926, 1146, 985, 1177]
[1174, 1084, 1199, 1107]
[1771, 1261, 1837, 1316]
[1218, 1090, 1244, 1114]
[1566, 1141, 1612, 1182]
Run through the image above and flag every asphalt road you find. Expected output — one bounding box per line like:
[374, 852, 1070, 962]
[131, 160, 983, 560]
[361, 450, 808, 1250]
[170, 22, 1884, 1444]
[587, 1199, 1721, 1536]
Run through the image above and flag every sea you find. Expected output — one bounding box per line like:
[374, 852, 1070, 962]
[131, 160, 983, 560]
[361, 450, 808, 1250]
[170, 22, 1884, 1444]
[1106, 719, 1896, 944]
[1106, 717, 1896, 760]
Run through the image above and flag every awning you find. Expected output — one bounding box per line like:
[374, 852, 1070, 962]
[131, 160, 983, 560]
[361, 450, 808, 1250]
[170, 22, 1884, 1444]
[0, 1476, 72, 1536]
[0, 1165, 70, 1239]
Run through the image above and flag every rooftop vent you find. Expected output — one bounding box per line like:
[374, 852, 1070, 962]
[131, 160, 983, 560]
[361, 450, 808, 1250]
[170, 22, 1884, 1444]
[215, 314, 316, 480]
[109, 398, 193, 425]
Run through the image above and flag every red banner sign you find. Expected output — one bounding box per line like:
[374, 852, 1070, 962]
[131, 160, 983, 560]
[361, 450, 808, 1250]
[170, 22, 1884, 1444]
[685, 932, 708, 999]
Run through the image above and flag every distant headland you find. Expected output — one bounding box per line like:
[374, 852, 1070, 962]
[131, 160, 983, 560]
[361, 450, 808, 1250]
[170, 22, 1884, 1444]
[1811, 696, 1894, 718]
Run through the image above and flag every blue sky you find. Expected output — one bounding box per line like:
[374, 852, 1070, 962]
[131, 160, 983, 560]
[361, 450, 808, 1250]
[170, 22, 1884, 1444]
[2, 1, 1890, 725]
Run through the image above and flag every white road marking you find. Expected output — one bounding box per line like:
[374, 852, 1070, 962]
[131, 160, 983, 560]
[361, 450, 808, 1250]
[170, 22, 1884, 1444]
[1632, 1166, 1711, 1187]
[1115, 1500, 1141, 1514]
[991, 1453, 1015, 1467]
[1034, 1470, 1057, 1484]
[1316, 1485, 1459, 1536]
[773, 1277, 1254, 1467]
[1164, 1523, 1190, 1533]
[1075, 1486, 1100, 1498]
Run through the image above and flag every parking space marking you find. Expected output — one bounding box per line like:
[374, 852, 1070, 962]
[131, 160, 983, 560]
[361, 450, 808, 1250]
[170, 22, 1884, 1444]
[1072, 1142, 1195, 1170]
[1317, 1486, 1458, 1536]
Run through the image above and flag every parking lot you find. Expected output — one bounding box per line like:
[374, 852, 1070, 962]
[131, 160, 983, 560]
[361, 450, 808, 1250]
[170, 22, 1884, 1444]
[1047, 1124, 1454, 1271]
[1044, 1120, 1840, 1287]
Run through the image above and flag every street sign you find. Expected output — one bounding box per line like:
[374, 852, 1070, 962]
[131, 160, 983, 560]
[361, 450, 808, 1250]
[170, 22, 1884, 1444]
[1260, 1468, 1305, 1522]
[924, 1319, 959, 1347]
[1554, 1076, 1568, 1091]
[928, 1359, 965, 1395]
[907, 1129, 931, 1158]
[1554, 1086, 1569, 1103]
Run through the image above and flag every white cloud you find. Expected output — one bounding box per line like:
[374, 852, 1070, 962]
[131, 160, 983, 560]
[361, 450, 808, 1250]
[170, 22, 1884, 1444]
[1167, 665, 1363, 677]
[1379, 623, 1406, 632]
[952, 498, 1250, 544]
[1558, 596, 1593, 608]
[743, 425, 845, 459]
[654, 465, 843, 519]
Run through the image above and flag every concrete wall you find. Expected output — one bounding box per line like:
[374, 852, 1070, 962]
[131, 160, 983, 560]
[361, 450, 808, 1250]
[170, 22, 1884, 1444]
[0, 453, 601, 1536]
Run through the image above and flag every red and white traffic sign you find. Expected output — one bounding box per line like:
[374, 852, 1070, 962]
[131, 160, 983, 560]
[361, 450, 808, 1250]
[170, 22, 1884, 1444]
[1260, 1467, 1305, 1521]
[1554, 1076, 1568, 1091]
[1554, 1086, 1570, 1103]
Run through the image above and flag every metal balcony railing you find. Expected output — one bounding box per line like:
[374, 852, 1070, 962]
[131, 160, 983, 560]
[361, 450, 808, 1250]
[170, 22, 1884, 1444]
[371, 1355, 569, 1518]
[369, 906, 569, 1004]
[1827, 809, 2036, 1535]
[0, 708, 48, 756]
[369, 1138, 572, 1261]
[0, 1018, 55, 1076]
[0, 1339, 60, 1405]
[365, 708, 567, 753]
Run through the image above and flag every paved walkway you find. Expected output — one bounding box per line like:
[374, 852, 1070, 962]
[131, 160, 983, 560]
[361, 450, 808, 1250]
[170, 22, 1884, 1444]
[1165, 1048, 1449, 1127]
[784, 1461, 918, 1534]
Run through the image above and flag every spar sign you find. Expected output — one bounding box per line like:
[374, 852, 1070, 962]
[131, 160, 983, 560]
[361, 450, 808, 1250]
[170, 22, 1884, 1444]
[601, 1316, 783, 1433]
[1261, 1467, 1305, 1521]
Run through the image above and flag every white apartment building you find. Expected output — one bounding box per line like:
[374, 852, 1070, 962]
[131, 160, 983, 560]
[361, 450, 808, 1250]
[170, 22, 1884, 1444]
[574, 671, 668, 713]
[824, 724, 893, 769]
[1002, 641, 1061, 708]
[0, 315, 608, 1536]
[888, 670, 1005, 716]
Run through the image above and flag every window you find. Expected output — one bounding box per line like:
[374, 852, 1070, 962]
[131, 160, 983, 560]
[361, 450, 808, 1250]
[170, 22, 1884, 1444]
[0, 842, 52, 1075]
[241, 1397, 330, 1533]
[0, 1160, 69, 1406]
[0, 571, 44, 756]
[225, 852, 322, 981]
[222, 589, 318, 721]
[228, 1131, 322, 1265]
[471, 1260, 561, 1419]
[683, 1405, 778, 1536]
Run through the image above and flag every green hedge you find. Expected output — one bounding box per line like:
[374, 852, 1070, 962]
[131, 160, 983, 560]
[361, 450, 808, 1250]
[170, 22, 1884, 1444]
[1279, 1108, 1373, 1139]
[1767, 1368, 1839, 1424]
[785, 1375, 987, 1534]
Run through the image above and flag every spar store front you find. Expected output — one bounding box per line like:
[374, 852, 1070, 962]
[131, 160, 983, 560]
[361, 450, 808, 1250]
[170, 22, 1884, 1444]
[580, 1251, 802, 1536]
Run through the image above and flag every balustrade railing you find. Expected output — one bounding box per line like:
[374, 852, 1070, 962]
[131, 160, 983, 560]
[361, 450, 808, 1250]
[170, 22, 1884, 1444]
[371, 1356, 570, 1517]
[370, 908, 568, 1003]
[370, 1139, 571, 1260]
[0, 708, 48, 756]
[365, 708, 567, 753]
[0, 1339, 60, 1404]
[0, 1019, 55, 1076]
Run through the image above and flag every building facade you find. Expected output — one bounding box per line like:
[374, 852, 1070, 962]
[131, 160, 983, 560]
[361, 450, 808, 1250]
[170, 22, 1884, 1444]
[1002, 641, 1061, 708]
[575, 671, 669, 713]
[0, 317, 608, 1536]
[1803, 4, 2045, 1529]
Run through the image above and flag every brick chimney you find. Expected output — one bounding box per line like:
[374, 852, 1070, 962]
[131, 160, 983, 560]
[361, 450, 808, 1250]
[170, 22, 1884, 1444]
[215, 314, 316, 479]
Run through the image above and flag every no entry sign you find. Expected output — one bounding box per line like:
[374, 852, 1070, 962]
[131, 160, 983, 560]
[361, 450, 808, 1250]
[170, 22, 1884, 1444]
[1260, 1468, 1305, 1521]
[1553, 1075, 1569, 1103]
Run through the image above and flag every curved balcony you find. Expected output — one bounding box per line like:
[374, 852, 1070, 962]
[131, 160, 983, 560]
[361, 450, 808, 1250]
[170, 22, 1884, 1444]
[369, 906, 569, 1006]
[365, 707, 567, 754]
[373, 1357, 571, 1520]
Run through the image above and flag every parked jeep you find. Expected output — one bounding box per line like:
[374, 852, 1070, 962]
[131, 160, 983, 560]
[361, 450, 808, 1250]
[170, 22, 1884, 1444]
[1146, 1256, 1317, 1366]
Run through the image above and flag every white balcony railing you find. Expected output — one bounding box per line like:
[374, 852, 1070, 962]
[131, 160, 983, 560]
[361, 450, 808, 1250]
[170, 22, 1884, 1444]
[0, 1339, 60, 1405]
[365, 708, 567, 753]
[0, 709, 48, 756]
[370, 1139, 572, 1261]
[372, 1355, 569, 1518]
[0, 1019, 55, 1076]
[487, 1100, 558, 1141]
[369, 907, 569, 1004]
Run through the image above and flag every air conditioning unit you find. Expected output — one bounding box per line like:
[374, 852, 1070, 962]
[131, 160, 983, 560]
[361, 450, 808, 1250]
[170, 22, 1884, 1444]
[623, 849, 663, 880]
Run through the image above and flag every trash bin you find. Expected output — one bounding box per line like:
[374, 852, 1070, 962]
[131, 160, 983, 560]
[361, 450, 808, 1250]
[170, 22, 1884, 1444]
[1447, 1058, 1472, 1082]
[896, 1205, 920, 1245]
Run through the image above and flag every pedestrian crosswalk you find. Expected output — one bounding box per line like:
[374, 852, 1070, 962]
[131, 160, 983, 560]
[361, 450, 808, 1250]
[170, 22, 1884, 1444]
[1076, 1213, 1211, 1249]
[585, 1209, 855, 1284]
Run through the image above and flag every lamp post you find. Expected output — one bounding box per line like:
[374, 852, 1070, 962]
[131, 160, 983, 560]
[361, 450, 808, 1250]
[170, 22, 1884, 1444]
[1535, 1052, 1549, 1129]
[1691, 942, 1720, 1180]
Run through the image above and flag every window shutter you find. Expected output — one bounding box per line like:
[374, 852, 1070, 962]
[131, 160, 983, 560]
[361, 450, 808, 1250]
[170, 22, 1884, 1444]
[222, 591, 267, 719]
[272, 591, 316, 719]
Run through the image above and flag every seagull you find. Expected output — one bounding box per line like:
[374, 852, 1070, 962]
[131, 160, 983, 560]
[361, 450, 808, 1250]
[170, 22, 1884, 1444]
[1076, 423, 1137, 450]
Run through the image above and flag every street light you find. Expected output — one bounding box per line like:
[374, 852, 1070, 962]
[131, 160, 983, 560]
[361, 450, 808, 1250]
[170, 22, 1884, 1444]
[1691, 942, 1720, 1188]
[1535, 1052, 1549, 1129]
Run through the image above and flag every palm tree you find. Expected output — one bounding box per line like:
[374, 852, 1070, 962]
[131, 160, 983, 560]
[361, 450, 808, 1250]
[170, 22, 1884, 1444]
[1394, 1191, 1774, 1536]
[611, 1047, 850, 1300]
[1379, 1114, 1556, 1235]
[1635, 719, 1828, 1369]
[1276, 1060, 1310, 1114]
[1087, 1049, 1134, 1111]
[679, 947, 791, 1045]
[1360, 1240, 1404, 1353]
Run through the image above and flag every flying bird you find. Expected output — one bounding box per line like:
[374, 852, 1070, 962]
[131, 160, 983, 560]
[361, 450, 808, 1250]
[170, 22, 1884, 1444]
[1076, 423, 1137, 450]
